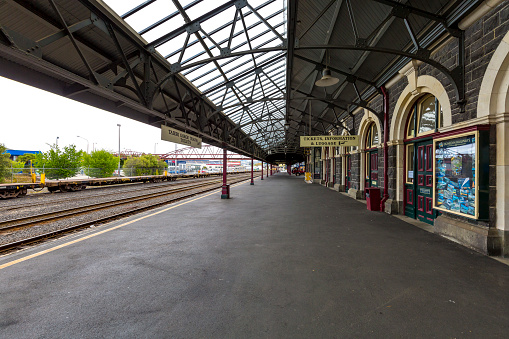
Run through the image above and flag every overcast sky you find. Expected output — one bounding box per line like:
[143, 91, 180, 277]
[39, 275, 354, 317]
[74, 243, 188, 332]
[0, 75, 190, 155]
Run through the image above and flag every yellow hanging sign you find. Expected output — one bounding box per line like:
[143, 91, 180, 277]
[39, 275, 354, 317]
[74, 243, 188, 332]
[300, 135, 359, 147]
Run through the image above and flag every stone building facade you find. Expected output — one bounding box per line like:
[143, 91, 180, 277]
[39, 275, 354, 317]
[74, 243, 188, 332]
[310, 2, 509, 256]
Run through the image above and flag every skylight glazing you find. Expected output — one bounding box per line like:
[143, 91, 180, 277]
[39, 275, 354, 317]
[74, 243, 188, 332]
[105, 0, 287, 149]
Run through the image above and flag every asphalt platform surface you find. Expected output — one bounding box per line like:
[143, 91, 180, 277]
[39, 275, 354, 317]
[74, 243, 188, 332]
[1, 174, 508, 338]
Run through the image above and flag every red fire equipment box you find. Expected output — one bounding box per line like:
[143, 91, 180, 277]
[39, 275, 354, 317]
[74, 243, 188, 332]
[365, 187, 381, 211]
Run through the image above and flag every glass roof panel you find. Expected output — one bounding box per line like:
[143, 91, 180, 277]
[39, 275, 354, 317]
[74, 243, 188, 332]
[104, 0, 287, 147]
[107, 0, 146, 16]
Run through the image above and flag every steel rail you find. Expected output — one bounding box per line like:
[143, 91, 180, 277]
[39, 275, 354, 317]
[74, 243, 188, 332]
[0, 175, 223, 212]
[0, 177, 241, 232]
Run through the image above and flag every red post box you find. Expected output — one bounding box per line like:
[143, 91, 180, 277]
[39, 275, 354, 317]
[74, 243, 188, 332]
[365, 187, 381, 211]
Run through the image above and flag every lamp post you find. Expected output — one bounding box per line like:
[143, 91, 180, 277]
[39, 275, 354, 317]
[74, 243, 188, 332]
[154, 142, 158, 154]
[117, 124, 121, 177]
[77, 135, 89, 153]
[92, 143, 97, 152]
[56, 136, 59, 147]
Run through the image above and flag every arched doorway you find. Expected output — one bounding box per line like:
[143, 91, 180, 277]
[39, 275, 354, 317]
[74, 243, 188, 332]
[364, 123, 379, 189]
[404, 94, 444, 225]
[389, 73, 452, 210]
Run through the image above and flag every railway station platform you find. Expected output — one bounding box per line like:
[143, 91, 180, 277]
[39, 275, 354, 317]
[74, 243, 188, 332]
[1, 174, 508, 338]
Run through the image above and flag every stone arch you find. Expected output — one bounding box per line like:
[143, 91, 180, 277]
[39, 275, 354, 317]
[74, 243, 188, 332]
[358, 109, 383, 149]
[357, 109, 383, 192]
[477, 32, 509, 117]
[390, 75, 452, 142]
[388, 74, 452, 203]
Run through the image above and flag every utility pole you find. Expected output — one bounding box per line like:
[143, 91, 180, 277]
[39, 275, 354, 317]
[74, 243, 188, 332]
[77, 136, 89, 153]
[117, 124, 121, 177]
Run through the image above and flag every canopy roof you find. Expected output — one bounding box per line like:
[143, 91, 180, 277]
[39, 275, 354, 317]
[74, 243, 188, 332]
[107, 0, 288, 151]
[0, 0, 480, 162]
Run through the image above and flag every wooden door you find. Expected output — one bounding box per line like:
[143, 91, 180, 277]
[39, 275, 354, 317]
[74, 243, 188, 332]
[404, 144, 416, 219]
[365, 150, 378, 188]
[415, 141, 434, 225]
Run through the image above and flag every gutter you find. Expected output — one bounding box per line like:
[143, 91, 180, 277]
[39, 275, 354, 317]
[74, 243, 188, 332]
[458, 0, 505, 30]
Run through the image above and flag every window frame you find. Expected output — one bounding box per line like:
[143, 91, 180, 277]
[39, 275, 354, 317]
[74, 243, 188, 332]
[365, 123, 379, 150]
[406, 144, 415, 184]
[406, 94, 443, 139]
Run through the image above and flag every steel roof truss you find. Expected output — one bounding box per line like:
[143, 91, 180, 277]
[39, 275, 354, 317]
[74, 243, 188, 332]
[172, 5, 284, 62]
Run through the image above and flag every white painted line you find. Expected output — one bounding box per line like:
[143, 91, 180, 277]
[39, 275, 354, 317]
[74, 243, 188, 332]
[0, 180, 249, 270]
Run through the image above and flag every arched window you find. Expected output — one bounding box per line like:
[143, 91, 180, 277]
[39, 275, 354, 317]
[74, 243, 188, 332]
[364, 122, 379, 188]
[365, 123, 379, 149]
[406, 94, 443, 138]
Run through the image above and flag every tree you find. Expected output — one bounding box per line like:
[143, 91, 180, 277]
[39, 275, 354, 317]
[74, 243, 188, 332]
[18, 153, 37, 164]
[0, 144, 11, 183]
[123, 154, 167, 176]
[82, 150, 118, 178]
[10, 160, 25, 169]
[36, 144, 83, 179]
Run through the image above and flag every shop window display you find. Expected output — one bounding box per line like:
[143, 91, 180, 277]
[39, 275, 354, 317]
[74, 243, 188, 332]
[434, 133, 482, 218]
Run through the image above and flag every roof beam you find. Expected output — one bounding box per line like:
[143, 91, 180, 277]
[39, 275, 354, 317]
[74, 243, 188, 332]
[147, 0, 236, 48]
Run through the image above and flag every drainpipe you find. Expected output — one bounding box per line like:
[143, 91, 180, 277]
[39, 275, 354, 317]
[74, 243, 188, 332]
[380, 85, 389, 212]
[250, 158, 254, 185]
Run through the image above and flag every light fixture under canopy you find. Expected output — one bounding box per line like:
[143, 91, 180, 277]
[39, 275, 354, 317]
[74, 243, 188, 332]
[315, 68, 339, 87]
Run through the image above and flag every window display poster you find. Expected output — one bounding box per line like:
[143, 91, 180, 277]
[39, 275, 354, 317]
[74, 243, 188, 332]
[435, 134, 476, 217]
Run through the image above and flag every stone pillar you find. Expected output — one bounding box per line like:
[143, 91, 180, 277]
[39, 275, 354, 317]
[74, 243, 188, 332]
[390, 140, 405, 214]
[348, 151, 362, 199]
[496, 117, 509, 255]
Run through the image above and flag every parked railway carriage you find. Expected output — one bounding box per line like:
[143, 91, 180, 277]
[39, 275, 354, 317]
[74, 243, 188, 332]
[0, 171, 252, 199]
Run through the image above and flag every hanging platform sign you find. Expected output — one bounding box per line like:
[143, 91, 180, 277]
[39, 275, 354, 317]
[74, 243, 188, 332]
[300, 135, 359, 147]
[161, 125, 202, 148]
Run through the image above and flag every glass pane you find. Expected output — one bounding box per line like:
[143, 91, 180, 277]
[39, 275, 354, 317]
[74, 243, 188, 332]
[435, 134, 476, 216]
[407, 110, 414, 138]
[372, 124, 378, 145]
[439, 105, 443, 128]
[366, 153, 370, 179]
[366, 128, 371, 148]
[418, 96, 436, 134]
[407, 144, 414, 183]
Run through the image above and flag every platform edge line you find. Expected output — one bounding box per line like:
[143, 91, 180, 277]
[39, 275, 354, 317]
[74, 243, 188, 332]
[0, 181, 248, 270]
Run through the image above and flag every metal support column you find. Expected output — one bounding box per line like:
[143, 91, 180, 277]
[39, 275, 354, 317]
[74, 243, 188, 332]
[221, 147, 229, 199]
[287, 164, 291, 175]
[270, 165, 273, 176]
[250, 158, 254, 185]
[261, 161, 264, 180]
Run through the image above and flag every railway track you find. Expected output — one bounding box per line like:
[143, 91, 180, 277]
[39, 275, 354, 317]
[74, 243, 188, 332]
[0, 175, 220, 212]
[0, 174, 257, 253]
